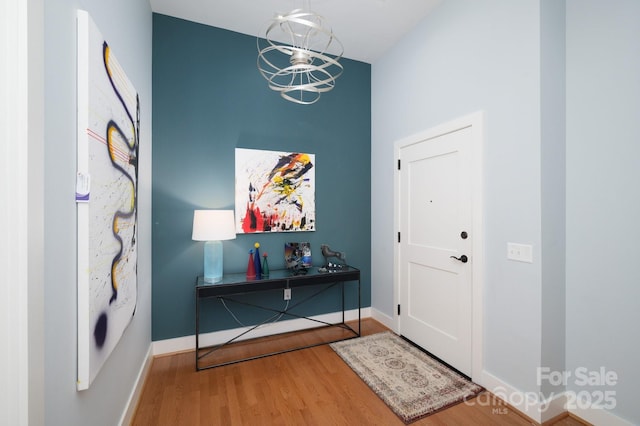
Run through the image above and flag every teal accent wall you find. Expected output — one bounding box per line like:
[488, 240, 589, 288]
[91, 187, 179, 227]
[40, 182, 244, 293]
[152, 14, 371, 341]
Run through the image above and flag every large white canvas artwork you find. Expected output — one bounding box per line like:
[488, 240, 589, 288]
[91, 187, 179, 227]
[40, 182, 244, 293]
[76, 10, 139, 390]
[235, 148, 315, 233]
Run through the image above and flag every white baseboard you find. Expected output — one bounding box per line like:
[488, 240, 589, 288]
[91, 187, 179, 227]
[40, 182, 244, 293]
[541, 392, 569, 423]
[370, 307, 394, 331]
[478, 370, 547, 423]
[478, 372, 566, 423]
[478, 370, 569, 423]
[478, 370, 635, 425]
[119, 344, 153, 426]
[153, 307, 371, 356]
[152, 333, 194, 356]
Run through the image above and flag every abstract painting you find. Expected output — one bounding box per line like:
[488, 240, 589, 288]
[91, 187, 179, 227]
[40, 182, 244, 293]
[235, 148, 315, 233]
[76, 10, 139, 391]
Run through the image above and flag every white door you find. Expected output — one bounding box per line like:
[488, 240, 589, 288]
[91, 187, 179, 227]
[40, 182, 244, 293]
[397, 124, 473, 376]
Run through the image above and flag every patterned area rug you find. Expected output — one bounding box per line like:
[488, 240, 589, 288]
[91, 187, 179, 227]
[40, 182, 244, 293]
[330, 331, 483, 423]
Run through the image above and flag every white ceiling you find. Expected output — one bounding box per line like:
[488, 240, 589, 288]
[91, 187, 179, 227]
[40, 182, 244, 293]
[149, 0, 443, 63]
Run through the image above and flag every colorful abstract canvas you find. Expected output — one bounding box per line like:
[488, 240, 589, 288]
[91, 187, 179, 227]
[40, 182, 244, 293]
[76, 10, 139, 390]
[235, 148, 315, 233]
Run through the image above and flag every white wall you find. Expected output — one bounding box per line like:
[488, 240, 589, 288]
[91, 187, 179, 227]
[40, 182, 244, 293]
[540, 0, 566, 399]
[43, 0, 152, 424]
[566, 0, 640, 423]
[373, 0, 639, 423]
[372, 0, 544, 396]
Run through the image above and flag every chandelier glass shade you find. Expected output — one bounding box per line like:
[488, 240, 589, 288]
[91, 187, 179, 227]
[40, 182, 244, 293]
[257, 9, 343, 105]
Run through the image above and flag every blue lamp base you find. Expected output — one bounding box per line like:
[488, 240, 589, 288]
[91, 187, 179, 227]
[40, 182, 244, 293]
[204, 240, 223, 283]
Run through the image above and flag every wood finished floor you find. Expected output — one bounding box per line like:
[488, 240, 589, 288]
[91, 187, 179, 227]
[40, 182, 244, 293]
[132, 319, 588, 426]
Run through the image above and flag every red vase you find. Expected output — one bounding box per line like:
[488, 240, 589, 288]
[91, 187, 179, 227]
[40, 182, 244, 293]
[246, 250, 256, 279]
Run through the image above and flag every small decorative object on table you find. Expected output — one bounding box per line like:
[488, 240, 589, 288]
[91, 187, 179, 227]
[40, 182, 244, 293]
[284, 242, 311, 275]
[320, 244, 347, 272]
[253, 242, 262, 278]
[261, 252, 269, 278]
[246, 249, 256, 279]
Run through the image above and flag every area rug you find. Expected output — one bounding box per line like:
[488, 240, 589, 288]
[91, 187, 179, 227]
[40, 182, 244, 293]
[330, 332, 483, 423]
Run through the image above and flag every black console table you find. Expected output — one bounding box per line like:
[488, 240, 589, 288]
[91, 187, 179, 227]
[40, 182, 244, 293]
[195, 266, 360, 371]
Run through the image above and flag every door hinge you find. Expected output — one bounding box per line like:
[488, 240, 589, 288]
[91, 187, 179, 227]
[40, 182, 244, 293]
[397, 304, 401, 315]
[397, 232, 401, 243]
[397, 159, 401, 170]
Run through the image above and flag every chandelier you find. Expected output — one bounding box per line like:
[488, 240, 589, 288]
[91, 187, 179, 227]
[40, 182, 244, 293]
[257, 8, 343, 105]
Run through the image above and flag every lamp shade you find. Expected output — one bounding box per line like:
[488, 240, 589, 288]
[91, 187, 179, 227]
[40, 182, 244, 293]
[192, 210, 236, 241]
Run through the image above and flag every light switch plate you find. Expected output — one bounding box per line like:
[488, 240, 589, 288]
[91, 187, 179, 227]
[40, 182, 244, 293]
[507, 243, 533, 263]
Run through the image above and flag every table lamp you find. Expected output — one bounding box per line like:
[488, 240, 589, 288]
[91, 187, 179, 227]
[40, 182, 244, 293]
[192, 210, 236, 283]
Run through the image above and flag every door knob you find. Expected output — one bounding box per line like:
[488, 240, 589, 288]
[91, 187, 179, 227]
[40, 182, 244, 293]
[450, 255, 468, 263]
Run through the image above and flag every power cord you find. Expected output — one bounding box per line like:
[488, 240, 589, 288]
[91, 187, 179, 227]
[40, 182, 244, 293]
[219, 297, 290, 329]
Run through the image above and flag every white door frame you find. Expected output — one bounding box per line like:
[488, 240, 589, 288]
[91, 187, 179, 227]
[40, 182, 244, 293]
[393, 111, 485, 380]
[1, 0, 45, 423]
